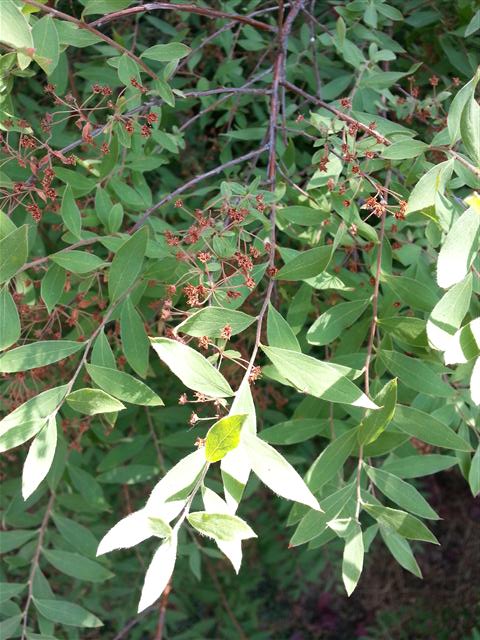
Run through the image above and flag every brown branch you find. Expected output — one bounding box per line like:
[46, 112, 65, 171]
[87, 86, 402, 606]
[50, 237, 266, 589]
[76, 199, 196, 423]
[440, 148, 480, 179]
[88, 2, 276, 32]
[154, 580, 171, 640]
[22, 0, 158, 80]
[129, 145, 269, 233]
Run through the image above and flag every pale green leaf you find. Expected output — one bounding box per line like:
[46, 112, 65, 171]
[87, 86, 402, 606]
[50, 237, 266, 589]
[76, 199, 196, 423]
[66, 389, 125, 415]
[22, 415, 57, 500]
[0, 340, 85, 373]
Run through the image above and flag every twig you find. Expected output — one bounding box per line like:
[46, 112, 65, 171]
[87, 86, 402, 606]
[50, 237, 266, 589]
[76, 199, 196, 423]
[88, 2, 276, 32]
[22, 0, 158, 80]
[129, 145, 269, 233]
[154, 580, 171, 640]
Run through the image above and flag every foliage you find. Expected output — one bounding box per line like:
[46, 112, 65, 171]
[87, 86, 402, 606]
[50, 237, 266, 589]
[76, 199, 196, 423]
[0, 0, 479, 637]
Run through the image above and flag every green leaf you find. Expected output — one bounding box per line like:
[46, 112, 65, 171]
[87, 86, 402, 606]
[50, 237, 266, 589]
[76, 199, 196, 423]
[43, 549, 113, 583]
[436, 207, 480, 289]
[141, 42, 191, 61]
[176, 306, 255, 338]
[98, 464, 157, 484]
[306, 428, 357, 493]
[50, 251, 104, 274]
[150, 337, 233, 398]
[60, 185, 81, 238]
[91, 331, 116, 369]
[464, 9, 480, 37]
[0, 340, 85, 373]
[427, 274, 472, 351]
[365, 466, 438, 519]
[0, 529, 37, 554]
[108, 227, 148, 302]
[41, 263, 66, 313]
[406, 160, 453, 216]
[342, 520, 364, 596]
[22, 415, 57, 500]
[137, 536, 177, 613]
[379, 350, 453, 397]
[380, 529, 422, 577]
[382, 139, 429, 160]
[83, 0, 133, 16]
[277, 205, 328, 226]
[363, 504, 438, 544]
[260, 418, 329, 445]
[0, 420, 48, 454]
[147, 517, 172, 539]
[187, 512, 256, 542]
[52, 513, 98, 558]
[0, 385, 67, 434]
[0, 0, 33, 70]
[0, 287, 20, 351]
[448, 67, 480, 144]
[261, 345, 378, 409]
[120, 297, 150, 378]
[205, 414, 247, 463]
[33, 598, 103, 628]
[0, 225, 28, 284]
[32, 16, 59, 75]
[276, 246, 332, 281]
[243, 433, 321, 510]
[392, 405, 473, 451]
[381, 274, 439, 312]
[460, 96, 480, 165]
[468, 445, 480, 497]
[0, 614, 21, 639]
[0, 582, 25, 604]
[267, 303, 300, 351]
[66, 389, 125, 415]
[358, 379, 397, 446]
[382, 454, 458, 478]
[378, 316, 427, 347]
[85, 364, 163, 406]
[117, 52, 141, 86]
[307, 298, 369, 346]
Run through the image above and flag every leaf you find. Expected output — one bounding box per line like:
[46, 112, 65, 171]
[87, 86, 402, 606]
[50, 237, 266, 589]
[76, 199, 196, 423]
[363, 504, 438, 544]
[32, 16, 59, 75]
[0, 582, 25, 604]
[379, 350, 453, 397]
[147, 517, 172, 539]
[243, 432, 321, 510]
[121, 297, 150, 378]
[202, 487, 242, 573]
[464, 9, 480, 37]
[365, 466, 438, 519]
[150, 337, 233, 398]
[448, 67, 480, 144]
[66, 389, 125, 415]
[50, 251, 104, 274]
[406, 160, 453, 216]
[60, 185, 81, 238]
[137, 536, 177, 612]
[358, 379, 397, 446]
[277, 205, 328, 226]
[261, 345, 378, 409]
[52, 513, 98, 558]
[392, 405, 472, 451]
[175, 306, 255, 338]
[342, 520, 364, 596]
[378, 316, 427, 347]
[307, 298, 369, 346]
[0, 420, 47, 454]
[468, 445, 480, 497]
[267, 303, 300, 351]
[22, 415, 57, 500]
[0, 529, 37, 553]
[0, 287, 20, 351]
[108, 228, 148, 301]
[443, 318, 480, 364]
[41, 263, 66, 313]
[187, 512, 256, 542]
[275, 246, 332, 281]
[91, 331, 116, 369]
[380, 529, 422, 578]
[0, 340, 85, 373]
[382, 139, 429, 160]
[471, 357, 480, 406]
[427, 274, 473, 351]
[43, 549, 113, 582]
[0, 0, 33, 70]
[306, 429, 357, 493]
[141, 42, 191, 61]
[381, 274, 439, 312]
[0, 614, 21, 639]
[0, 385, 67, 435]
[382, 454, 458, 478]
[460, 96, 480, 166]
[85, 364, 163, 406]
[33, 598, 103, 628]
[83, 0, 133, 16]
[260, 418, 329, 445]
[0, 225, 28, 284]
[97, 509, 154, 556]
[205, 414, 247, 463]
[436, 207, 480, 289]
